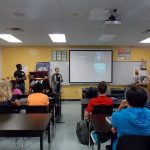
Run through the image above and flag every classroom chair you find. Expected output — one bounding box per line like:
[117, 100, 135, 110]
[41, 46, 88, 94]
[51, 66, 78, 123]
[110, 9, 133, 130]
[117, 135, 150, 150]
[26, 105, 48, 113]
[89, 105, 113, 149]
[92, 105, 113, 115]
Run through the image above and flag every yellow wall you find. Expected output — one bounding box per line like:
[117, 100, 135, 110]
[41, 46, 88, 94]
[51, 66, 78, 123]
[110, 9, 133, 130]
[2, 46, 150, 99]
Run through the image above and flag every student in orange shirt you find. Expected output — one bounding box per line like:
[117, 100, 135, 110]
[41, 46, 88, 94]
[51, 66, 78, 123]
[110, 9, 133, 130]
[27, 82, 49, 106]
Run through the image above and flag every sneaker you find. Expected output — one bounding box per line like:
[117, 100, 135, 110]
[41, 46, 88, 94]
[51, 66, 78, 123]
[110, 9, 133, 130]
[90, 131, 98, 144]
[106, 145, 112, 150]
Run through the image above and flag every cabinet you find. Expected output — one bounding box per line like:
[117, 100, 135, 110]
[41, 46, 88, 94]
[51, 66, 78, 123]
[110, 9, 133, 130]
[29, 71, 49, 92]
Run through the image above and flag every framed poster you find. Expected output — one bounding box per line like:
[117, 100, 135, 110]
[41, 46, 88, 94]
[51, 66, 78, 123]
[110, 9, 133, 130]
[51, 51, 57, 61]
[56, 50, 62, 61]
[36, 62, 50, 71]
[61, 50, 67, 61]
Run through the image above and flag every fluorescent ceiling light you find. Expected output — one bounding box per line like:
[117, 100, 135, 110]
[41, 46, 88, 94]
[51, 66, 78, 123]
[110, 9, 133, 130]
[0, 34, 22, 43]
[139, 37, 150, 43]
[49, 34, 66, 43]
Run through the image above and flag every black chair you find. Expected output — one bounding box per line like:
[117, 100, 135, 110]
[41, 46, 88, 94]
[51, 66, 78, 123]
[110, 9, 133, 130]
[26, 105, 48, 113]
[89, 105, 113, 149]
[109, 88, 125, 99]
[0, 105, 20, 113]
[117, 135, 150, 150]
[92, 105, 113, 115]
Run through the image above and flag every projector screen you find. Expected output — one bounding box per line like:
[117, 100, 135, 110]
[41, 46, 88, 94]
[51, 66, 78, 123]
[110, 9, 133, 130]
[69, 50, 113, 83]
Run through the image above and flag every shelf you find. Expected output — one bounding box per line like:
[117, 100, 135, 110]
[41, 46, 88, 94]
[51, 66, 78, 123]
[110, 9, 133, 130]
[29, 71, 49, 92]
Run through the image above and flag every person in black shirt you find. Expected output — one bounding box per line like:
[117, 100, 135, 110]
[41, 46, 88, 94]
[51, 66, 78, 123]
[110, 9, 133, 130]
[51, 68, 63, 95]
[14, 64, 27, 94]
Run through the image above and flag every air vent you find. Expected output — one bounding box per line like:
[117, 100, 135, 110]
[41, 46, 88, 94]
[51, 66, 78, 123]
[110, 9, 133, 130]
[6, 27, 24, 32]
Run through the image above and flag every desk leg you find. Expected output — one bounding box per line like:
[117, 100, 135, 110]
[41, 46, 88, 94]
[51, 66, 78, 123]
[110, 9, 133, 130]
[81, 106, 84, 120]
[40, 134, 43, 150]
[97, 134, 100, 150]
[48, 122, 50, 143]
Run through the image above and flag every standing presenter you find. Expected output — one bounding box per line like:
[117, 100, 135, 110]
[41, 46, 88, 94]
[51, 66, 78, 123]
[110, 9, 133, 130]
[14, 64, 27, 94]
[51, 68, 63, 95]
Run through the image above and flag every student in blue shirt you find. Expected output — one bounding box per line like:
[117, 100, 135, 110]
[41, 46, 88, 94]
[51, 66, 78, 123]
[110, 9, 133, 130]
[112, 86, 150, 150]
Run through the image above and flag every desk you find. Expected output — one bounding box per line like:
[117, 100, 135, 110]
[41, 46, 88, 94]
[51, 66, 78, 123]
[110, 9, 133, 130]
[90, 115, 111, 150]
[81, 98, 123, 120]
[0, 113, 52, 150]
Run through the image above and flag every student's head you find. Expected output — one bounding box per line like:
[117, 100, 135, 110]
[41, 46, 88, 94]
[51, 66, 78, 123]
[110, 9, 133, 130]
[55, 68, 59, 74]
[126, 86, 148, 107]
[32, 82, 43, 93]
[16, 64, 22, 71]
[97, 81, 107, 94]
[85, 87, 97, 99]
[0, 79, 12, 102]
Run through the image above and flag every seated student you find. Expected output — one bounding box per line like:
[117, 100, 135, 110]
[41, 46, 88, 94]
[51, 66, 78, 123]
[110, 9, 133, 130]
[11, 80, 22, 96]
[27, 82, 49, 106]
[84, 81, 113, 118]
[84, 81, 113, 149]
[112, 86, 150, 150]
[0, 79, 20, 106]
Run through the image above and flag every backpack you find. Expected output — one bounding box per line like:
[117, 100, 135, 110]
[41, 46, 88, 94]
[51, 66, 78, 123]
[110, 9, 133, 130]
[76, 120, 89, 145]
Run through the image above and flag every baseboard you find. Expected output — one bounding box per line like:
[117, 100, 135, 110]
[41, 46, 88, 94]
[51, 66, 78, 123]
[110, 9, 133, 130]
[61, 99, 80, 101]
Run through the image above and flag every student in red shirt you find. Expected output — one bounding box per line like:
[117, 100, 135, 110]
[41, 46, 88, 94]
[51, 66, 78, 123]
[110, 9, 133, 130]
[85, 81, 113, 149]
[85, 81, 113, 118]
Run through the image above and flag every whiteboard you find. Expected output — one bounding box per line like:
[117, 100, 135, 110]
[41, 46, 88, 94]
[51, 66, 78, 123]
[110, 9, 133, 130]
[50, 61, 69, 85]
[49, 61, 141, 85]
[113, 61, 141, 85]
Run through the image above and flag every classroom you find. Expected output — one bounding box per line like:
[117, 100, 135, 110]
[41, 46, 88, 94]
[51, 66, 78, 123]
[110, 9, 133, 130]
[0, 0, 150, 150]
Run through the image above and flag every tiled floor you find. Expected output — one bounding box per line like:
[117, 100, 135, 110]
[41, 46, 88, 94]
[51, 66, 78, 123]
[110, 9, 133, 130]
[0, 101, 110, 150]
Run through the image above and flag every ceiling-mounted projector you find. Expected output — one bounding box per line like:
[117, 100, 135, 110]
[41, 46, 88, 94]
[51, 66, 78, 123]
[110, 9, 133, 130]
[104, 9, 121, 25]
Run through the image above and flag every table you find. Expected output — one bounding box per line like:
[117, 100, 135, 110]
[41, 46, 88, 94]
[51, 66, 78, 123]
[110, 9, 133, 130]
[81, 98, 123, 120]
[90, 115, 112, 150]
[0, 113, 52, 150]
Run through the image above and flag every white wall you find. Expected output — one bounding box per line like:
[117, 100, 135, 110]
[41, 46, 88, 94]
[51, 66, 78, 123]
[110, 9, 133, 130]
[0, 48, 2, 78]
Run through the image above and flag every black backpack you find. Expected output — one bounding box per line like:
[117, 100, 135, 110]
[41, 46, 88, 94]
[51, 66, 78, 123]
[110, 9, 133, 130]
[76, 120, 89, 145]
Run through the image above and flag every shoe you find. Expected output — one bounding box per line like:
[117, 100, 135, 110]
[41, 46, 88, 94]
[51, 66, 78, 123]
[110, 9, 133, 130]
[106, 144, 112, 150]
[90, 131, 98, 144]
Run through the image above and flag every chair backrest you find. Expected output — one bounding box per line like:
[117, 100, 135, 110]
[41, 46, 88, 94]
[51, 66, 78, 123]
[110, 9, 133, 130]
[117, 135, 150, 150]
[26, 105, 48, 113]
[92, 105, 113, 115]
[109, 88, 125, 99]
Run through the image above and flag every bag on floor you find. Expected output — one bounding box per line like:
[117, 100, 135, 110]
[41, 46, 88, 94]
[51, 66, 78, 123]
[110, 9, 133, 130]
[76, 120, 89, 145]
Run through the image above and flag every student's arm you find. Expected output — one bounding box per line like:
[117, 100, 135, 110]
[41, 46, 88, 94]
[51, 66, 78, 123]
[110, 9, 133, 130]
[118, 100, 128, 110]
[111, 127, 117, 134]
[84, 111, 89, 119]
[24, 74, 27, 80]
[51, 74, 57, 84]
[45, 96, 50, 111]
[60, 74, 63, 82]
[111, 111, 119, 134]
[84, 99, 93, 119]
[14, 73, 27, 81]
